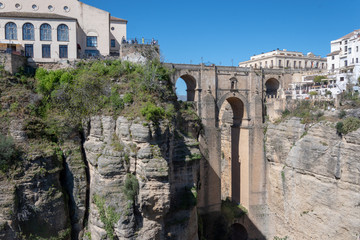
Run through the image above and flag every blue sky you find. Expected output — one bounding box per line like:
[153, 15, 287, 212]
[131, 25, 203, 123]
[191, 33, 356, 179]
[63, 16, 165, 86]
[82, 0, 360, 95]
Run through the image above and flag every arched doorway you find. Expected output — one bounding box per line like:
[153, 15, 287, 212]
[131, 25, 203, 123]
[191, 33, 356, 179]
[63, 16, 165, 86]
[265, 78, 280, 98]
[175, 74, 196, 101]
[229, 223, 248, 240]
[219, 96, 245, 203]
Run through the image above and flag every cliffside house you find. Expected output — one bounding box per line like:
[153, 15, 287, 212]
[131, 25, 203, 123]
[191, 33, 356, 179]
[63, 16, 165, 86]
[0, 0, 127, 62]
[327, 29, 360, 86]
[239, 49, 327, 70]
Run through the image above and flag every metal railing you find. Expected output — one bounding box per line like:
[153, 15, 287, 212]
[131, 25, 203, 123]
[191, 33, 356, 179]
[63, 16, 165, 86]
[122, 37, 158, 45]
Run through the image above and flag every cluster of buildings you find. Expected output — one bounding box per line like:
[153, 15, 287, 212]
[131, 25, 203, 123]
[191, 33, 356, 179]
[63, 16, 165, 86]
[0, 0, 127, 62]
[239, 29, 360, 100]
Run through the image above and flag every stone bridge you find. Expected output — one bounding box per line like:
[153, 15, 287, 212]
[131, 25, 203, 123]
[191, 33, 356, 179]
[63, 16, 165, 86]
[165, 63, 303, 238]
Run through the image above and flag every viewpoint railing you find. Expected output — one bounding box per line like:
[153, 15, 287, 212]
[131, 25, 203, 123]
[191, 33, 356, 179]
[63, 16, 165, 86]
[122, 38, 159, 45]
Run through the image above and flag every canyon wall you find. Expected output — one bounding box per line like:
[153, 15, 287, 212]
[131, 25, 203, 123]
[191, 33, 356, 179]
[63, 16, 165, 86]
[266, 117, 360, 240]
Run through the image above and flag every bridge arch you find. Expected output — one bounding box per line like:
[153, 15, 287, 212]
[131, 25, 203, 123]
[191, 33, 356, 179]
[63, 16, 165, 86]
[265, 78, 280, 98]
[230, 223, 248, 240]
[176, 74, 197, 101]
[217, 92, 249, 204]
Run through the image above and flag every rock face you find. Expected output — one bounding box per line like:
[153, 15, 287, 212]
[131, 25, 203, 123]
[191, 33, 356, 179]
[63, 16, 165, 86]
[0, 154, 70, 240]
[0, 113, 200, 240]
[83, 116, 199, 240]
[266, 118, 360, 240]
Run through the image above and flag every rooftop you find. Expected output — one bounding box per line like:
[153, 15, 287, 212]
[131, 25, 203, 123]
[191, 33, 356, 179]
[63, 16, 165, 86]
[0, 12, 76, 20]
[110, 16, 128, 23]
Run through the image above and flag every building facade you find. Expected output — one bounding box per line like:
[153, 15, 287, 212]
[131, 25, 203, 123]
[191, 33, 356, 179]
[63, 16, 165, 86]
[327, 29, 360, 84]
[239, 49, 327, 70]
[0, 0, 127, 62]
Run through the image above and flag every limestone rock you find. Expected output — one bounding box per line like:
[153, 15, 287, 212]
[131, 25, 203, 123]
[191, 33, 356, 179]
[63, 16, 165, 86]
[266, 118, 360, 240]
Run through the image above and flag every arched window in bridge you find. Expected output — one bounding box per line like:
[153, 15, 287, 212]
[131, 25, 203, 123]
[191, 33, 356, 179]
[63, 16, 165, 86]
[5, 22, 17, 40]
[23, 23, 35, 40]
[40, 23, 52, 41]
[230, 77, 237, 90]
[57, 24, 69, 41]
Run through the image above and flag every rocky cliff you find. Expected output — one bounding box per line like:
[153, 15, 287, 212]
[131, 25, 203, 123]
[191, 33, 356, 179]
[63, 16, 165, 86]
[0, 60, 201, 240]
[266, 116, 360, 240]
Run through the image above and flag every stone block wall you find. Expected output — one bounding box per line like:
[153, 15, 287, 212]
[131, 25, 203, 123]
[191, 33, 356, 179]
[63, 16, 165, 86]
[0, 53, 27, 74]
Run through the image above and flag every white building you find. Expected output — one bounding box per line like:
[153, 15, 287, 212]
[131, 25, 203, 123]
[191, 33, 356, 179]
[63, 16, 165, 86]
[239, 49, 327, 70]
[0, 0, 127, 62]
[327, 29, 360, 85]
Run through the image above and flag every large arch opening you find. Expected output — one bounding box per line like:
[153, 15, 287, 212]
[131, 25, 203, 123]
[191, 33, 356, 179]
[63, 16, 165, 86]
[219, 97, 245, 203]
[175, 74, 196, 101]
[229, 223, 248, 240]
[265, 78, 280, 98]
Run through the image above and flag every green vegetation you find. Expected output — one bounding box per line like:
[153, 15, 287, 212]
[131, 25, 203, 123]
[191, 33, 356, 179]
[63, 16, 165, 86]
[140, 102, 165, 124]
[0, 134, 18, 172]
[122, 173, 139, 202]
[313, 75, 327, 83]
[93, 194, 121, 240]
[336, 117, 360, 135]
[221, 199, 248, 223]
[189, 153, 202, 161]
[309, 91, 318, 96]
[274, 236, 289, 240]
[34, 59, 175, 124]
[279, 101, 326, 124]
[179, 186, 197, 209]
[338, 110, 346, 119]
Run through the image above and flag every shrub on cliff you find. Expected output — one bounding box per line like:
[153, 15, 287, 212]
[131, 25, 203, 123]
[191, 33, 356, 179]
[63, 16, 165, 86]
[123, 173, 139, 202]
[0, 134, 17, 171]
[336, 117, 360, 135]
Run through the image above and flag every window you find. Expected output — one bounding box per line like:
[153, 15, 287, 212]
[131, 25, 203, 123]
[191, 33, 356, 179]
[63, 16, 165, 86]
[48, 5, 54, 11]
[340, 77, 344, 81]
[25, 44, 33, 57]
[57, 24, 69, 41]
[349, 48, 352, 54]
[111, 39, 115, 48]
[5, 22, 17, 40]
[332, 64, 335, 70]
[344, 60, 348, 67]
[42, 44, 51, 58]
[85, 50, 99, 57]
[345, 46, 348, 52]
[23, 23, 34, 40]
[332, 56, 334, 60]
[357, 58, 359, 63]
[32, 4, 38, 10]
[278, 60, 282, 67]
[357, 46, 359, 52]
[86, 36, 97, 47]
[40, 24, 52, 41]
[59, 45, 68, 58]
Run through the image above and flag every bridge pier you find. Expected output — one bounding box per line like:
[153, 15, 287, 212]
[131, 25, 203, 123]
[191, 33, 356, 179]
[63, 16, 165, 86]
[166, 63, 294, 239]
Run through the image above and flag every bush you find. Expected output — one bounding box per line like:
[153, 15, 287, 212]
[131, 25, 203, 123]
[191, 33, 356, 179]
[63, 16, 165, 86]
[309, 91, 318, 96]
[140, 102, 165, 124]
[338, 110, 346, 119]
[314, 75, 327, 83]
[0, 134, 16, 171]
[123, 93, 133, 104]
[336, 117, 360, 135]
[123, 173, 139, 202]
